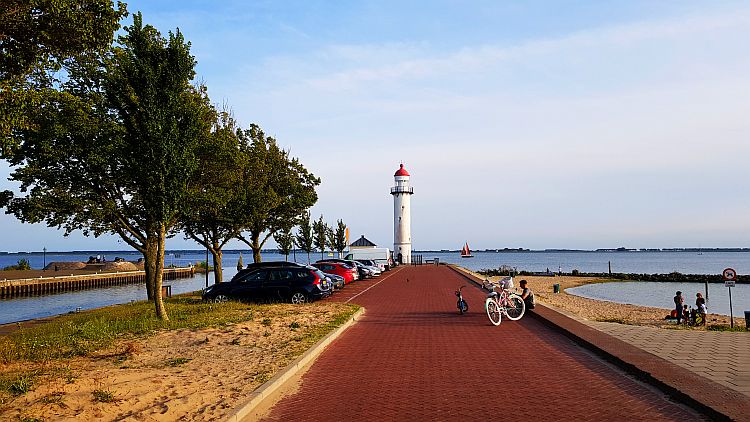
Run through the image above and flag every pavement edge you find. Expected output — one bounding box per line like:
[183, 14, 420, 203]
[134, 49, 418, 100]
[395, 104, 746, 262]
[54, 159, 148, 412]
[224, 306, 366, 422]
[447, 264, 749, 421]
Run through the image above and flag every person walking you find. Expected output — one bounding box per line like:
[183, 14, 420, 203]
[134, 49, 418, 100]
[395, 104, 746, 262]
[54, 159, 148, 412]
[673, 291, 684, 323]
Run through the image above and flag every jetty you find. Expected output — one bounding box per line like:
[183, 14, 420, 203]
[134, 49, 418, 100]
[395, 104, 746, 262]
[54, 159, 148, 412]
[0, 267, 194, 298]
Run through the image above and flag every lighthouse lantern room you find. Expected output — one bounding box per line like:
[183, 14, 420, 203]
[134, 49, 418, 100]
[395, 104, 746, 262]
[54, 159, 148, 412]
[390, 163, 413, 264]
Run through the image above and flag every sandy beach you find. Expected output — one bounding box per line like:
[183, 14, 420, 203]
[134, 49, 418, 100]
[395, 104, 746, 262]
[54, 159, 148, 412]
[0, 302, 356, 421]
[472, 271, 735, 327]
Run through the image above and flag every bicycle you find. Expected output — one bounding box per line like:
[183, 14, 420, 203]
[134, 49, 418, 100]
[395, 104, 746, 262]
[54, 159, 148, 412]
[483, 277, 525, 326]
[455, 285, 468, 314]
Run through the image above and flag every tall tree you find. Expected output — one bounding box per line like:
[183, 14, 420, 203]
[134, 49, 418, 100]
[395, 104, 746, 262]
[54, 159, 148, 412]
[295, 212, 314, 264]
[236, 125, 319, 263]
[0, 13, 214, 320]
[274, 225, 295, 261]
[0, 0, 127, 152]
[313, 215, 329, 260]
[180, 110, 246, 284]
[329, 219, 348, 258]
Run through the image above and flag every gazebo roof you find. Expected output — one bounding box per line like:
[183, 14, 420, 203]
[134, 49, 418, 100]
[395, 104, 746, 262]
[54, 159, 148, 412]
[351, 235, 377, 247]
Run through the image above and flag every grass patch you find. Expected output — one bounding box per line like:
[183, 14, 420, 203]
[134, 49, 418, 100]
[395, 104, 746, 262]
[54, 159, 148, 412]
[41, 391, 67, 407]
[289, 321, 301, 330]
[0, 295, 255, 364]
[92, 388, 117, 403]
[166, 357, 192, 367]
[0, 372, 38, 397]
[706, 324, 749, 332]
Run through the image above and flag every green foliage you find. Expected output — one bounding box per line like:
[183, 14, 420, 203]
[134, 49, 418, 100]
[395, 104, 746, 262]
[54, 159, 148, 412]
[274, 225, 295, 259]
[312, 215, 328, 258]
[1, 12, 215, 319]
[0, 296, 256, 363]
[92, 388, 116, 403]
[166, 357, 191, 367]
[261, 318, 272, 326]
[235, 124, 320, 262]
[237, 253, 244, 270]
[2, 258, 31, 271]
[0, 0, 127, 151]
[295, 212, 314, 263]
[329, 219, 348, 256]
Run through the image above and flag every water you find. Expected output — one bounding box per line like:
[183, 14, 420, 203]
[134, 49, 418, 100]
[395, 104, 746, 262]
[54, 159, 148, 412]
[416, 250, 750, 275]
[1, 249, 749, 325]
[568, 282, 750, 317]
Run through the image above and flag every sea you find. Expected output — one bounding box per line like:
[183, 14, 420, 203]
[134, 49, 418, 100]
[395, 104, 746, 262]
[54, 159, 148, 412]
[0, 250, 748, 325]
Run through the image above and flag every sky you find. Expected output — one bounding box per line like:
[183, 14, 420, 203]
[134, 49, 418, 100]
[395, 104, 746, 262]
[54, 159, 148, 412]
[2, 0, 750, 252]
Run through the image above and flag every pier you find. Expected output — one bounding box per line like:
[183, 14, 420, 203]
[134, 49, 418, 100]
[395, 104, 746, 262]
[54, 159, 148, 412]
[0, 267, 195, 298]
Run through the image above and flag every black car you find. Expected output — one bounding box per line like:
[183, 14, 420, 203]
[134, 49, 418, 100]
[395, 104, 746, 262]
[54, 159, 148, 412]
[203, 265, 331, 304]
[231, 261, 307, 283]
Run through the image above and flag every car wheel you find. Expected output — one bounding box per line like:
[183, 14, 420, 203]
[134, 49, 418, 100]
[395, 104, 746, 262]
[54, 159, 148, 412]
[214, 294, 229, 303]
[290, 292, 308, 304]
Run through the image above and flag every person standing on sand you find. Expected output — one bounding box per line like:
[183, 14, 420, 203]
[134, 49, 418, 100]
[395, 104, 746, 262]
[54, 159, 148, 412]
[696, 292, 707, 325]
[674, 291, 684, 323]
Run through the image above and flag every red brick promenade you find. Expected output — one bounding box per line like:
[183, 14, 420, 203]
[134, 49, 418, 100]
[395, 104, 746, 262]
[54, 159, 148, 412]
[261, 265, 703, 421]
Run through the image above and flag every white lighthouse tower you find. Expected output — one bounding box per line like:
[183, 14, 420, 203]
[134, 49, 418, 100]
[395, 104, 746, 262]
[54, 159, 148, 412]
[391, 163, 413, 264]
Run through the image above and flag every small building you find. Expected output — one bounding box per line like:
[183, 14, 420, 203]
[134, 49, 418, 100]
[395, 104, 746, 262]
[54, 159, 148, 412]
[350, 235, 377, 249]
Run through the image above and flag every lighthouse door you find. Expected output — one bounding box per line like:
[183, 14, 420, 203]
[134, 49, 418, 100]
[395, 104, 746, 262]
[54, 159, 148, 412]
[397, 253, 403, 264]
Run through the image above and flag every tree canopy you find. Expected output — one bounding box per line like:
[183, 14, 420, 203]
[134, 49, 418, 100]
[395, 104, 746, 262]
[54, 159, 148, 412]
[1, 13, 214, 319]
[236, 125, 319, 263]
[0, 0, 127, 152]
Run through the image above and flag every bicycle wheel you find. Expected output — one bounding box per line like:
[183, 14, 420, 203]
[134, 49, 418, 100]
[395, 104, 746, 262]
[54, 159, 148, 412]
[486, 298, 502, 326]
[503, 294, 525, 321]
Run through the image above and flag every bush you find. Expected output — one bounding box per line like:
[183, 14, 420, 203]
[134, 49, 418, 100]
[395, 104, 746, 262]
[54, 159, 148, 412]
[2, 259, 31, 271]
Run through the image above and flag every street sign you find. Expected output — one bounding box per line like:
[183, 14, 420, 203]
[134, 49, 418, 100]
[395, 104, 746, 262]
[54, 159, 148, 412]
[723, 267, 737, 281]
[722, 268, 737, 328]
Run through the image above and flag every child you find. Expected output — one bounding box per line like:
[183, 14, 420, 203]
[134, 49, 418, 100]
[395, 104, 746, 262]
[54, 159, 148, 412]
[682, 305, 689, 325]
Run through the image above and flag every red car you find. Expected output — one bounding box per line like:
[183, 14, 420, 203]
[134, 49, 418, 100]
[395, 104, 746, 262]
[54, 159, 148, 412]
[313, 262, 358, 284]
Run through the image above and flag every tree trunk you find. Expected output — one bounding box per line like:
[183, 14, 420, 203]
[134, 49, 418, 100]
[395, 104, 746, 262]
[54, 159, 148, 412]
[211, 245, 223, 284]
[307, 252, 310, 264]
[251, 233, 262, 263]
[153, 225, 169, 320]
[144, 236, 159, 301]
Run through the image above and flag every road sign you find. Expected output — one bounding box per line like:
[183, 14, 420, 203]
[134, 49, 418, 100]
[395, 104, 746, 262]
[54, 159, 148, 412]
[722, 268, 737, 328]
[723, 268, 737, 281]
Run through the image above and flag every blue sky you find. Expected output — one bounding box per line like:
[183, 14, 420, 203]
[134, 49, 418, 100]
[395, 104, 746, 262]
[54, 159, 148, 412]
[2, 0, 750, 251]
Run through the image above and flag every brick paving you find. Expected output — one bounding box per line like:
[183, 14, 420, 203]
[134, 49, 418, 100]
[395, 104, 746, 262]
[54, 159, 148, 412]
[586, 321, 750, 397]
[259, 265, 704, 421]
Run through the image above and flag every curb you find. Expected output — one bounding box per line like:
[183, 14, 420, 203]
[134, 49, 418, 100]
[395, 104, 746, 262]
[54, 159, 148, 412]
[446, 265, 750, 421]
[224, 307, 366, 422]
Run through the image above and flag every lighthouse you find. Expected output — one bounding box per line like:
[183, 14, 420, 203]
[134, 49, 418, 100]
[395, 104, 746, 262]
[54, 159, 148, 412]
[391, 163, 413, 264]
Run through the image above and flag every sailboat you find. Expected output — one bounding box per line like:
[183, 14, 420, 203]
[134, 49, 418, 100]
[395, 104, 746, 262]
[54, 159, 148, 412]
[460, 242, 474, 258]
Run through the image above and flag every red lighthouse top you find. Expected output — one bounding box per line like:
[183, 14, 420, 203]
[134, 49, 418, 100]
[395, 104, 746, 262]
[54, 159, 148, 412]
[394, 164, 410, 177]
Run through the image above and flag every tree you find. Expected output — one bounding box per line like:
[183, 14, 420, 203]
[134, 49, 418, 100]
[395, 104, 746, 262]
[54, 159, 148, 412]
[329, 219, 348, 258]
[0, 14, 214, 320]
[313, 215, 329, 260]
[236, 125, 319, 263]
[236, 253, 244, 271]
[180, 110, 246, 284]
[0, 0, 127, 152]
[274, 225, 295, 261]
[295, 212, 314, 264]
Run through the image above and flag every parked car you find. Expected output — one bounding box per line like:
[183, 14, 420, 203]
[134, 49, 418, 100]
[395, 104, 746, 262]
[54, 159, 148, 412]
[312, 262, 358, 284]
[231, 261, 307, 283]
[203, 265, 330, 304]
[318, 258, 376, 279]
[356, 259, 383, 275]
[326, 273, 346, 290]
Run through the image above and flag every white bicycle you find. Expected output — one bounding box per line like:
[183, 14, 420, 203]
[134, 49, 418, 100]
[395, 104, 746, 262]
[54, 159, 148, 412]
[483, 277, 525, 326]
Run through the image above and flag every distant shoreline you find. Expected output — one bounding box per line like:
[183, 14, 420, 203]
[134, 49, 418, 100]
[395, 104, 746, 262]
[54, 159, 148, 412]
[3, 248, 750, 255]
